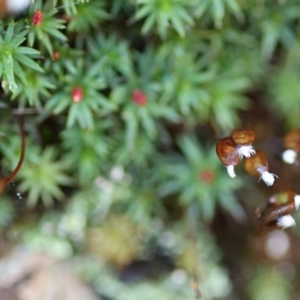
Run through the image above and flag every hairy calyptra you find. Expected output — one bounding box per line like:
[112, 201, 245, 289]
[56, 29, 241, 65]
[230, 127, 256, 159]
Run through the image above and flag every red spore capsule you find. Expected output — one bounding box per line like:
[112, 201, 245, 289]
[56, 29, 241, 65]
[72, 86, 83, 103]
[132, 89, 147, 106]
[32, 9, 43, 26]
[199, 169, 214, 184]
[52, 51, 60, 61]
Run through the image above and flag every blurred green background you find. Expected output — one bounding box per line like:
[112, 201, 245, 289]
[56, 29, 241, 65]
[1, 0, 300, 299]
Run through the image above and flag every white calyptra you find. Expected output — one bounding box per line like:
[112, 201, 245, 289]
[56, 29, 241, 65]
[282, 149, 297, 164]
[109, 165, 124, 181]
[277, 215, 296, 229]
[6, 0, 31, 13]
[257, 165, 278, 186]
[226, 165, 236, 178]
[236, 145, 256, 159]
[260, 171, 277, 186]
[294, 195, 300, 210]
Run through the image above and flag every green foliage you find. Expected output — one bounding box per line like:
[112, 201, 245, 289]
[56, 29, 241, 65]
[0, 198, 14, 227]
[88, 33, 133, 81]
[259, 3, 300, 60]
[0, 1, 300, 299]
[67, 1, 109, 32]
[135, 0, 194, 37]
[0, 22, 42, 93]
[248, 267, 291, 300]
[192, 0, 243, 28]
[268, 41, 300, 128]
[60, 122, 111, 185]
[11, 70, 55, 106]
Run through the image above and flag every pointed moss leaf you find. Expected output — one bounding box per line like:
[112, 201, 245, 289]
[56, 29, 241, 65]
[194, 0, 209, 17]
[140, 109, 156, 138]
[3, 52, 17, 93]
[10, 31, 28, 48]
[170, 14, 185, 37]
[261, 22, 280, 60]
[67, 103, 81, 128]
[179, 136, 203, 166]
[49, 96, 69, 114]
[15, 54, 43, 72]
[123, 109, 138, 150]
[14, 60, 27, 84]
[78, 104, 94, 129]
[135, 5, 152, 20]
[43, 26, 67, 41]
[225, 0, 241, 15]
[212, 0, 225, 27]
[39, 33, 53, 55]
[4, 22, 14, 43]
[15, 47, 40, 55]
[28, 31, 35, 47]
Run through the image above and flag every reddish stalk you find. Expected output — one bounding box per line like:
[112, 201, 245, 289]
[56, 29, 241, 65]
[4, 117, 25, 185]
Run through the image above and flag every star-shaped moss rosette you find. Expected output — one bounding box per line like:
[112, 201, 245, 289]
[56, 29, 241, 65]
[16, 145, 73, 207]
[46, 59, 115, 129]
[255, 191, 300, 231]
[135, 0, 194, 38]
[60, 122, 112, 186]
[28, 3, 67, 55]
[66, 1, 109, 33]
[88, 33, 133, 83]
[110, 83, 179, 149]
[160, 136, 244, 220]
[0, 21, 43, 93]
[11, 69, 55, 107]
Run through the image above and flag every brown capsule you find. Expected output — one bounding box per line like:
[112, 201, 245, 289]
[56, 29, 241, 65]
[231, 127, 256, 145]
[256, 193, 300, 231]
[244, 150, 268, 177]
[244, 150, 277, 186]
[256, 203, 296, 231]
[268, 190, 297, 207]
[216, 137, 239, 166]
[216, 137, 239, 178]
[283, 129, 300, 152]
[282, 129, 300, 164]
[255, 191, 300, 232]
